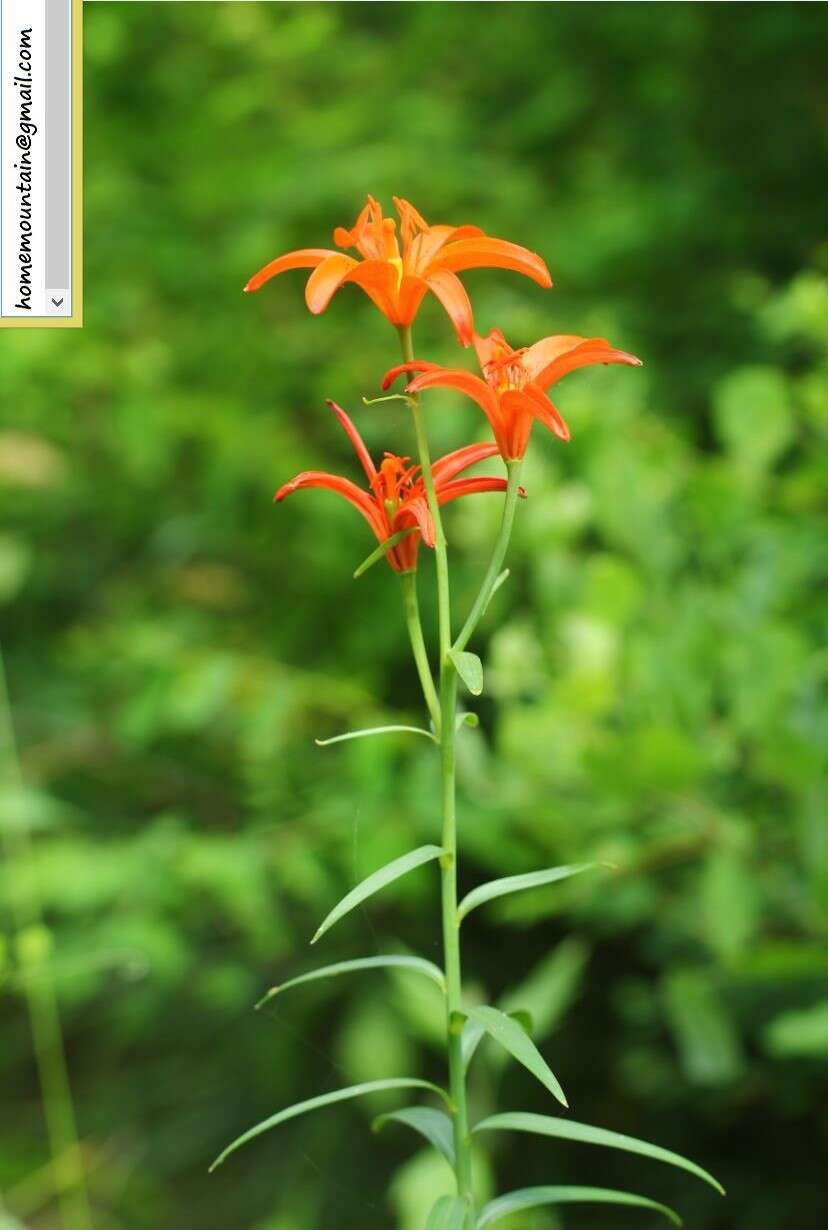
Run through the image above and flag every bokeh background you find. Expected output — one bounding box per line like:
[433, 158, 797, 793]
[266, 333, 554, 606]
[1, 3, 827, 1229]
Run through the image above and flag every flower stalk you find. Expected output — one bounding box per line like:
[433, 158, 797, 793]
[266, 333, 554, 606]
[398, 322, 473, 1204]
[454, 458, 524, 654]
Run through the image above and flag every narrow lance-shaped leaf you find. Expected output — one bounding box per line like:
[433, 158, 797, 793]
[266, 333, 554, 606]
[458, 863, 600, 924]
[466, 1005, 567, 1107]
[473, 1112, 724, 1194]
[256, 954, 445, 1009]
[316, 725, 437, 747]
[482, 568, 510, 616]
[476, 1186, 681, 1230]
[427, 1195, 472, 1230]
[463, 1010, 533, 1072]
[373, 1106, 455, 1167]
[353, 527, 417, 578]
[312, 845, 444, 944]
[209, 1078, 448, 1171]
[448, 649, 483, 696]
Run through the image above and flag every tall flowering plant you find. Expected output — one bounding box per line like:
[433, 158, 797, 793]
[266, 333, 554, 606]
[211, 198, 723, 1229]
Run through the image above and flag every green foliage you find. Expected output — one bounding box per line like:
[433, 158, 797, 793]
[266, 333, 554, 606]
[476, 1186, 681, 1229]
[473, 1113, 723, 1194]
[456, 863, 599, 923]
[311, 846, 444, 944]
[1, 2, 826, 1228]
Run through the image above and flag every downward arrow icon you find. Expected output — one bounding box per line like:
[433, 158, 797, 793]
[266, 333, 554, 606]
[51, 297, 64, 307]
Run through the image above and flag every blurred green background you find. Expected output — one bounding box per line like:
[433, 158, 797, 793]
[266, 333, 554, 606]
[1, 2, 827, 1229]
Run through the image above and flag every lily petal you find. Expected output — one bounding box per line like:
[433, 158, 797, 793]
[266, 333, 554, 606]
[425, 270, 475, 345]
[518, 383, 571, 442]
[523, 335, 593, 381]
[406, 368, 502, 432]
[432, 442, 501, 484]
[395, 274, 430, 326]
[431, 237, 552, 288]
[382, 360, 440, 391]
[326, 400, 377, 483]
[396, 496, 435, 548]
[344, 259, 400, 321]
[438, 476, 512, 504]
[245, 248, 339, 294]
[304, 253, 360, 314]
[531, 339, 643, 390]
[275, 470, 387, 543]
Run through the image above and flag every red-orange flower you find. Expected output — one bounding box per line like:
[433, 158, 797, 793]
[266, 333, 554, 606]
[275, 401, 513, 572]
[245, 197, 552, 346]
[384, 328, 642, 461]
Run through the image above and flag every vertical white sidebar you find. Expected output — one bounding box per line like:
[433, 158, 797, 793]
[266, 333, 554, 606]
[1, 0, 78, 325]
[2, 0, 46, 317]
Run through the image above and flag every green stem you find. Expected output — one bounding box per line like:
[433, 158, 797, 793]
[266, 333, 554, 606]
[0, 650, 93, 1230]
[398, 326, 451, 661]
[396, 325, 472, 1206]
[438, 667, 472, 1199]
[454, 458, 524, 653]
[399, 571, 441, 732]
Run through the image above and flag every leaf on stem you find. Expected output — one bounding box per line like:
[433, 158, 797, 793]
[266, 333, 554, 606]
[462, 1009, 533, 1071]
[312, 845, 444, 944]
[482, 568, 510, 616]
[209, 1078, 447, 1171]
[476, 1185, 682, 1229]
[426, 1195, 472, 1230]
[353, 527, 418, 578]
[466, 1005, 567, 1107]
[315, 724, 437, 747]
[448, 649, 483, 696]
[373, 1106, 456, 1167]
[472, 1112, 724, 1194]
[256, 954, 445, 1009]
[457, 863, 600, 924]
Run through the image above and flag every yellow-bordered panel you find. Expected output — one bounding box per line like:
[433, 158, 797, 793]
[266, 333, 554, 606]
[0, 0, 82, 328]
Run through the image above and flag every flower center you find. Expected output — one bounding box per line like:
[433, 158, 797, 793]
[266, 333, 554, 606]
[484, 349, 529, 394]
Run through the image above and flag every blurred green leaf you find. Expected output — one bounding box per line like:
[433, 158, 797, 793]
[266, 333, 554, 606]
[210, 1078, 448, 1170]
[466, 1006, 567, 1107]
[374, 1106, 456, 1167]
[473, 1112, 724, 1193]
[312, 845, 444, 943]
[764, 1000, 828, 1059]
[476, 1186, 681, 1229]
[457, 863, 599, 924]
[449, 650, 484, 697]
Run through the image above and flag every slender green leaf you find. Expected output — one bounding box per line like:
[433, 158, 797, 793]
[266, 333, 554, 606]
[256, 954, 445, 1009]
[315, 724, 437, 747]
[462, 1014, 487, 1071]
[466, 1005, 567, 1107]
[427, 1195, 471, 1230]
[473, 1112, 724, 1194]
[476, 1186, 681, 1229]
[209, 1078, 448, 1171]
[482, 568, 510, 615]
[463, 1010, 532, 1072]
[353, 527, 417, 578]
[458, 863, 599, 923]
[373, 1106, 455, 1167]
[312, 845, 444, 944]
[448, 649, 483, 696]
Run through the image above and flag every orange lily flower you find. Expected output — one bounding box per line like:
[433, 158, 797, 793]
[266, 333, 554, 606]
[384, 328, 642, 461]
[245, 197, 552, 346]
[275, 401, 514, 573]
